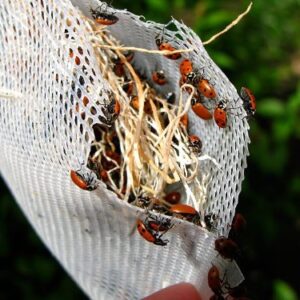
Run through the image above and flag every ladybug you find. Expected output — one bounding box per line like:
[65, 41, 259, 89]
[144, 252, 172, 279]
[198, 79, 217, 99]
[164, 191, 181, 204]
[130, 95, 139, 110]
[136, 219, 155, 243]
[180, 113, 189, 128]
[105, 98, 120, 116]
[136, 219, 169, 246]
[155, 34, 182, 60]
[90, 5, 119, 25]
[113, 63, 125, 77]
[122, 81, 134, 96]
[147, 215, 173, 232]
[70, 169, 97, 191]
[180, 59, 193, 76]
[208, 265, 224, 296]
[152, 70, 167, 85]
[231, 213, 247, 234]
[99, 169, 109, 181]
[188, 135, 202, 155]
[186, 71, 216, 99]
[169, 203, 201, 224]
[214, 101, 227, 128]
[191, 98, 212, 120]
[215, 237, 239, 260]
[169, 203, 198, 215]
[240, 87, 256, 117]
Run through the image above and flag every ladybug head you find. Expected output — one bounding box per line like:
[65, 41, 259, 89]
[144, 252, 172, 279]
[218, 100, 226, 109]
[186, 72, 196, 83]
[191, 98, 198, 106]
[155, 34, 162, 46]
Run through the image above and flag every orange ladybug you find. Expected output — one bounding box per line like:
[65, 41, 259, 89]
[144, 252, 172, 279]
[214, 101, 227, 128]
[198, 79, 217, 99]
[155, 34, 181, 60]
[180, 113, 189, 128]
[70, 170, 97, 191]
[180, 59, 193, 76]
[191, 98, 212, 120]
[152, 70, 167, 85]
[188, 135, 202, 155]
[130, 95, 139, 110]
[122, 81, 134, 96]
[136, 219, 168, 246]
[169, 203, 198, 215]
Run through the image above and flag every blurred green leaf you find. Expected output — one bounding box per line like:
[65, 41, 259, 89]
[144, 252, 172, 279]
[273, 280, 298, 300]
[210, 50, 235, 69]
[257, 98, 285, 118]
[195, 11, 233, 33]
[145, 0, 168, 12]
[272, 118, 294, 141]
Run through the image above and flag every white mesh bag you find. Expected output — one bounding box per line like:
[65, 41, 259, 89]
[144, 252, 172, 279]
[0, 0, 250, 299]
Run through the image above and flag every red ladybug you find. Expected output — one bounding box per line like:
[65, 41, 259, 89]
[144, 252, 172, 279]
[113, 63, 125, 77]
[70, 170, 97, 191]
[231, 213, 247, 234]
[214, 101, 227, 128]
[152, 70, 167, 85]
[191, 98, 212, 120]
[188, 135, 202, 155]
[155, 34, 181, 60]
[136, 219, 169, 246]
[99, 169, 109, 181]
[90, 6, 119, 25]
[208, 265, 224, 296]
[215, 237, 239, 260]
[169, 203, 198, 215]
[180, 59, 193, 76]
[164, 191, 181, 204]
[198, 79, 217, 99]
[180, 113, 189, 128]
[240, 87, 256, 117]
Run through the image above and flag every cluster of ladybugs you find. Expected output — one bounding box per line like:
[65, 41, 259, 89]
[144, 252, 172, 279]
[134, 193, 218, 246]
[208, 213, 250, 300]
[90, 3, 256, 128]
[152, 37, 256, 128]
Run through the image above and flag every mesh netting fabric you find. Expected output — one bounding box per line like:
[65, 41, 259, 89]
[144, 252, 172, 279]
[0, 0, 249, 299]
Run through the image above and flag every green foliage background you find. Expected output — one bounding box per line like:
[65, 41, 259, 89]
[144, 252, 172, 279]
[1, 0, 300, 299]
